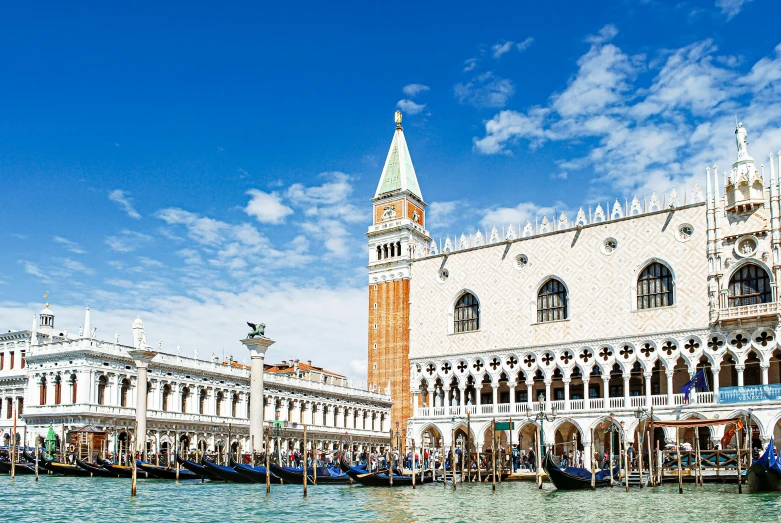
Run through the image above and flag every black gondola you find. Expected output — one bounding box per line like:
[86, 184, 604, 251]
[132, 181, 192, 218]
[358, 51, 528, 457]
[175, 455, 220, 479]
[0, 459, 37, 475]
[202, 458, 254, 483]
[543, 452, 617, 490]
[341, 460, 433, 487]
[75, 458, 118, 477]
[229, 457, 281, 483]
[269, 463, 351, 484]
[747, 438, 781, 493]
[97, 458, 149, 479]
[139, 461, 200, 480]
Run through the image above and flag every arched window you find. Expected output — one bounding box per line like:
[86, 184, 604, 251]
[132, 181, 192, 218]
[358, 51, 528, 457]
[97, 376, 107, 405]
[199, 389, 207, 414]
[537, 279, 567, 322]
[39, 376, 47, 405]
[162, 384, 171, 411]
[70, 374, 77, 403]
[216, 391, 224, 416]
[120, 378, 130, 407]
[54, 375, 62, 405]
[729, 263, 772, 306]
[376, 245, 382, 260]
[181, 386, 190, 413]
[637, 262, 673, 309]
[454, 292, 480, 333]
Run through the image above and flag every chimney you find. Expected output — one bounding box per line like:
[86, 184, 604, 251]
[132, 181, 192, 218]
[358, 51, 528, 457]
[307, 360, 312, 366]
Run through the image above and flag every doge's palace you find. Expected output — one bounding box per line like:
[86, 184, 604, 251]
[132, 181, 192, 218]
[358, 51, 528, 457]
[366, 117, 781, 463]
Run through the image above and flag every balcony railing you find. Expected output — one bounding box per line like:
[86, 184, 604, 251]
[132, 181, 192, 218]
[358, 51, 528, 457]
[414, 388, 778, 418]
[717, 301, 779, 322]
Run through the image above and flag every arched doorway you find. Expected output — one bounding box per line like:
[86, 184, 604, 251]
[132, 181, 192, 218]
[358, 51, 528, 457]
[553, 421, 583, 466]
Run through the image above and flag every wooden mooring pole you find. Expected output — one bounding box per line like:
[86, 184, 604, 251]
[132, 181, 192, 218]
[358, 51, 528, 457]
[302, 425, 307, 498]
[676, 428, 683, 494]
[265, 426, 271, 494]
[491, 419, 497, 491]
[131, 423, 138, 497]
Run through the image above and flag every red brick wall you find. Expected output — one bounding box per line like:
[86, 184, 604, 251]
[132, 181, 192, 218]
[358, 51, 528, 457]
[368, 279, 411, 429]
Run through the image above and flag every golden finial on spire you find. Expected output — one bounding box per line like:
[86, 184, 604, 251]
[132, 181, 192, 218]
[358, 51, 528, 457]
[43, 291, 50, 308]
[394, 110, 402, 129]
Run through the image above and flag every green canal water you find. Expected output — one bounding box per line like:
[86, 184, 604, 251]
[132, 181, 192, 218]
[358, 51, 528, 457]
[2, 476, 780, 522]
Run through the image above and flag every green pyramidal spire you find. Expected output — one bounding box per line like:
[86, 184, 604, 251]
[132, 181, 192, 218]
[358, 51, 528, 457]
[374, 111, 423, 200]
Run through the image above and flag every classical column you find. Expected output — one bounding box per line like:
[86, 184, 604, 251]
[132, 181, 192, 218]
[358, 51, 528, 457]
[711, 367, 720, 401]
[623, 374, 630, 407]
[582, 378, 589, 407]
[427, 390, 433, 409]
[241, 335, 275, 453]
[761, 363, 770, 385]
[544, 380, 551, 410]
[492, 383, 499, 411]
[526, 381, 534, 409]
[644, 372, 652, 408]
[735, 365, 745, 387]
[583, 439, 592, 471]
[666, 371, 674, 405]
[128, 349, 158, 458]
[509, 377, 517, 413]
[563, 379, 570, 411]
[459, 387, 465, 408]
[602, 376, 610, 409]
[443, 387, 451, 415]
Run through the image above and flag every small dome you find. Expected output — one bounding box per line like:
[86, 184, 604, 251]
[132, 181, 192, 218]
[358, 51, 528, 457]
[132, 315, 144, 328]
[40, 307, 54, 316]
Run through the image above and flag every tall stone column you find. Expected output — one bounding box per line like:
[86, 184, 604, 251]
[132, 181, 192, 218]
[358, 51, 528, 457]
[241, 335, 275, 453]
[128, 349, 157, 456]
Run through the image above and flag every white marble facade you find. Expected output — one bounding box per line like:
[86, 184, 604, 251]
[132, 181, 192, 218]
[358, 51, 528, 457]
[406, 124, 781, 462]
[0, 311, 392, 455]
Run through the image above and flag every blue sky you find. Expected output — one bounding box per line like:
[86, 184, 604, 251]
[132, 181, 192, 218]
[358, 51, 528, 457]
[1, 0, 780, 381]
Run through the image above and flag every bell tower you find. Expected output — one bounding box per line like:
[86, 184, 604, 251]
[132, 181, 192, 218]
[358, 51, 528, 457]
[367, 111, 431, 428]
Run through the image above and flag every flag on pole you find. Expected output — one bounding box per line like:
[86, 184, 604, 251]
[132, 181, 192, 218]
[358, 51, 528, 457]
[680, 369, 708, 401]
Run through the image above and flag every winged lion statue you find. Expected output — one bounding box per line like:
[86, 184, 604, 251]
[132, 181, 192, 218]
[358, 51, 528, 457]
[246, 322, 266, 339]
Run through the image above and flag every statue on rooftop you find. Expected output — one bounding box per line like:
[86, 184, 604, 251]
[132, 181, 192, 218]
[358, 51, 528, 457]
[246, 322, 266, 339]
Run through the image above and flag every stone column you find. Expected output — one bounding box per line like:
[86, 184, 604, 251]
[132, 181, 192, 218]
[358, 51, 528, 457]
[644, 372, 652, 408]
[526, 382, 534, 409]
[666, 371, 674, 405]
[544, 380, 551, 410]
[492, 383, 499, 411]
[711, 367, 720, 401]
[623, 374, 630, 407]
[509, 377, 517, 413]
[128, 349, 158, 456]
[241, 336, 275, 453]
[582, 378, 589, 406]
[736, 365, 745, 387]
[443, 387, 451, 415]
[563, 379, 570, 411]
[761, 363, 770, 385]
[602, 377, 610, 409]
[583, 439, 592, 471]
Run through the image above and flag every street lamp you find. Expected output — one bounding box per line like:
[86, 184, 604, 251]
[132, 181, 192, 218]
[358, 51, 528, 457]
[526, 393, 557, 459]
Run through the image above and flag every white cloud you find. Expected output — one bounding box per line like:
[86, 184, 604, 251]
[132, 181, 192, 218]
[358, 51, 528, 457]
[480, 201, 563, 228]
[396, 99, 427, 115]
[108, 189, 142, 219]
[492, 41, 514, 59]
[53, 236, 86, 254]
[716, 0, 751, 20]
[585, 24, 618, 44]
[463, 58, 478, 72]
[0, 284, 370, 382]
[454, 72, 516, 109]
[402, 84, 430, 97]
[21, 261, 48, 280]
[472, 26, 781, 198]
[426, 201, 462, 232]
[105, 230, 154, 253]
[244, 189, 294, 224]
[517, 37, 534, 52]
[473, 107, 549, 154]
